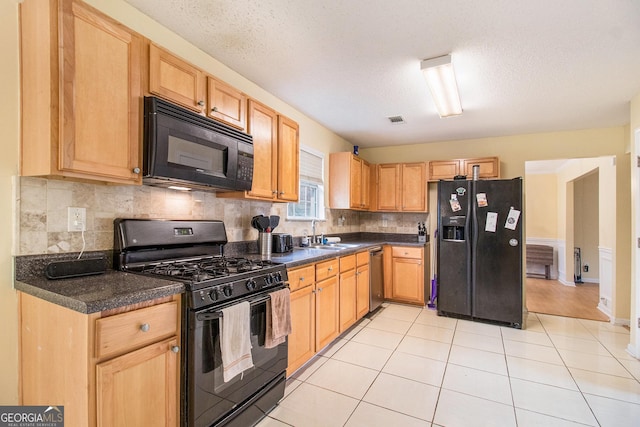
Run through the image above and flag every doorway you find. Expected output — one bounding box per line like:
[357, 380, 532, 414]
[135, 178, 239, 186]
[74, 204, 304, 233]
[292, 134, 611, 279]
[525, 157, 614, 322]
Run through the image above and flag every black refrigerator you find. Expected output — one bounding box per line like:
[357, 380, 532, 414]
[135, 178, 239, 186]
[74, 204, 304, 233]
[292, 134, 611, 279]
[437, 177, 524, 328]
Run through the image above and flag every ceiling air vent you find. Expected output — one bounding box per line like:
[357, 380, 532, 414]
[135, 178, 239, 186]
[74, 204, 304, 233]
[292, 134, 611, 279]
[387, 115, 405, 124]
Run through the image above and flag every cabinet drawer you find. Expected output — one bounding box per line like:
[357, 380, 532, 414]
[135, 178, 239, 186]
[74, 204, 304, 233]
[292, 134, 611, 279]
[392, 246, 423, 259]
[356, 251, 369, 266]
[339, 254, 356, 272]
[95, 301, 178, 359]
[315, 258, 339, 282]
[288, 264, 316, 292]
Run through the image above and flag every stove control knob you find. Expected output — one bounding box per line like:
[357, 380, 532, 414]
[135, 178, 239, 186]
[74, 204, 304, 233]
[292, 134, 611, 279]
[208, 289, 219, 301]
[223, 285, 233, 297]
[246, 279, 257, 291]
[274, 271, 283, 282]
[265, 274, 274, 285]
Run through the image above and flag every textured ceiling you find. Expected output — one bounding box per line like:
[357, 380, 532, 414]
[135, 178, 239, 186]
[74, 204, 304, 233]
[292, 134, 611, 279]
[125, 0, 640, 148]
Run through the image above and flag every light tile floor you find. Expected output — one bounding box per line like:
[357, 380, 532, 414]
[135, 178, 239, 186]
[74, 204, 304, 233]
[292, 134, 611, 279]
[258, 303, 640, 427]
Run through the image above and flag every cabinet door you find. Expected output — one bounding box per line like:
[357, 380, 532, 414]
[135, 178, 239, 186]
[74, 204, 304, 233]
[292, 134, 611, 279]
[356, 264, 370, 319]
[339, 269, 357, 332]
[429, 160, 461, 181]
[401, 163, 426, 211]
[96, 337, 178, 427]
[349, 156, 363, 209]
[287, 285, 315, 376]
[315, 276, 339, 350]
[149, 43, 205, 113]
[461, 157, 500, 179]
[60, 0, 142, 183]
[361, 160, 371, 209]
[377, 164, 401, 210]
[247, 100, 278, 199]
[277, 115, 300, 202]
[391, 257, 424, 304]
[207, 76, 246, 130]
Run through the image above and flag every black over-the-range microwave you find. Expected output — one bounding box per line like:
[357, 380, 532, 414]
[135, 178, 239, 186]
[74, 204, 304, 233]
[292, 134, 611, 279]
[143, 96, 254, 192]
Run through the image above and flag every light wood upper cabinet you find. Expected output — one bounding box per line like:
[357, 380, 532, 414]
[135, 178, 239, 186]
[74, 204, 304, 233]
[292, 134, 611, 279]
[401, 163, 427, 211]
[329, 152, 371, 210]
[377, 163, 401, 210]
[429, 157, 500, 181]
[219, 100, 299, 202]
[376, 162, 427, 212]
[148, 43, 205, 113]
[206, 76, 247, 130]
[20, 0, 143, 185]
[277, 115, 300, 202]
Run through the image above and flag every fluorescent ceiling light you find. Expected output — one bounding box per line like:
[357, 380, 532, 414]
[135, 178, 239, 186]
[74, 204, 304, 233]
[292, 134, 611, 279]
[168, 185, 191, 191]
[420, 55, 462, 118]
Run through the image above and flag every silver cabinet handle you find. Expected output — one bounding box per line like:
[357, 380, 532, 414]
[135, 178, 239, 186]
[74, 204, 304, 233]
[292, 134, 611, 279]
[171, 346, 180, 353]
[211, 106, 218, 112]
[140, 323, 150, 332]
[317, 287, 323, 292]
[300, 277, 304, 281]
[197, 100, 205, 107]
[132, 167, 141, 174]
[279, 191, 285, 195]
[328, 266, 333, 271]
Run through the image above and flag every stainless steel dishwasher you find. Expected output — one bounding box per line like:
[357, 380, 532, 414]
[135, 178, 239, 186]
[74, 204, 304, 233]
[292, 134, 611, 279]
[369, 246, 384, 312]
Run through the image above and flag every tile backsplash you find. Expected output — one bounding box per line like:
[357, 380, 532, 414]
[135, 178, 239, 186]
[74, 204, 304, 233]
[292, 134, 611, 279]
[16, 177, 428, 255]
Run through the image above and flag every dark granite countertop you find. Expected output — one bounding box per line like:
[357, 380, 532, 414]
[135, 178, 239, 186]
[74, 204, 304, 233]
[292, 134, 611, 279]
[14, 233, 428, 314]
[15, 271, 184, 314]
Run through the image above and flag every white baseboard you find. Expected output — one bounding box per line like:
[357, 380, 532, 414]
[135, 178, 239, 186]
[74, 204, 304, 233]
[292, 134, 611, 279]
[597, 302, 612, 318]
[627, 344, 640, 359]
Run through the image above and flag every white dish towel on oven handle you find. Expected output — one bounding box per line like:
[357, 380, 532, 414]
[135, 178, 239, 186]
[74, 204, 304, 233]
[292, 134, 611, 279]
[220, 301, 254, 382]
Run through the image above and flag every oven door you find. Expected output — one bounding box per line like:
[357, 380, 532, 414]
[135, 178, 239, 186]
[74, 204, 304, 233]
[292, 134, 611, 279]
[186, 287, 288, 427]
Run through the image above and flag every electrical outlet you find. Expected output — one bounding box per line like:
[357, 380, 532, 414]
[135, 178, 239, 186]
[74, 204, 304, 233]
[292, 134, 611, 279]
[67, 207, 86, 232]
[583, 264, 589, 272]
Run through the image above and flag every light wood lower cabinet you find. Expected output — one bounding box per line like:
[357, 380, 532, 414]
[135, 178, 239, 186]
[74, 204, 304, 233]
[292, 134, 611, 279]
[19, 292, 180, 427]
[339, 255, 357, 332]
[96, 337, 178, 427]
[383, 245, 428, 305]
[356, 251, 371, 318]
[286, 265, 316, 376]
[315, 258, 340, 350]
[287, 251, 372, 376]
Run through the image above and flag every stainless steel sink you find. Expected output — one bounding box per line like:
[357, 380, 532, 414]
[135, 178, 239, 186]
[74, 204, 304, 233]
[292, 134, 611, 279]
[308, 243, 360, 250]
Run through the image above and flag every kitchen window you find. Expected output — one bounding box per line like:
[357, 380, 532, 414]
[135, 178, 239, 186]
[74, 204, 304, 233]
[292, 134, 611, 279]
[287, 146, 325, 220]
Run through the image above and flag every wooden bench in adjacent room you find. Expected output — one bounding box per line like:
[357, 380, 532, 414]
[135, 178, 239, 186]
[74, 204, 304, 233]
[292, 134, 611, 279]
[526, 244, 553, 279]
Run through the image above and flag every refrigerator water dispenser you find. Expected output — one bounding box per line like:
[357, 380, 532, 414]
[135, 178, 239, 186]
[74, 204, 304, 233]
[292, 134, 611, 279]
[442, 216, 466, 241]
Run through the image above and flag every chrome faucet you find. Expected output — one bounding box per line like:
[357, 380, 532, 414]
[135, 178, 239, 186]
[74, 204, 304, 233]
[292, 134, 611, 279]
[311, 219, 317, 244]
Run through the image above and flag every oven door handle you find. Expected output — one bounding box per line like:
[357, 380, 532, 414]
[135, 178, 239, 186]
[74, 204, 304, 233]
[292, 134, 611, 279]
[196, 293, 273, 321]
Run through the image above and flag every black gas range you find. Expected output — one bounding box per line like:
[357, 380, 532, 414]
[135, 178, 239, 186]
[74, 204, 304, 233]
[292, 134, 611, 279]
[113, 219, 289, 427]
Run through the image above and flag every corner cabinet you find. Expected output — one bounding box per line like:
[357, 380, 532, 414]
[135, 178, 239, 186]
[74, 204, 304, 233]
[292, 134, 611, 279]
[329, 152, 371, 210]
[19, 293, 181, 427]
[219, 100, 299, 202]
[20, 0, 143, 185]
[429, 157, 500, 181]
[376, 162, 428, 212]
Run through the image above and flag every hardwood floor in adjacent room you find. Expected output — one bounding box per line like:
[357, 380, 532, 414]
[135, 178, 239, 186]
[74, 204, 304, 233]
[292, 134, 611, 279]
[526, 277, 609, 321]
